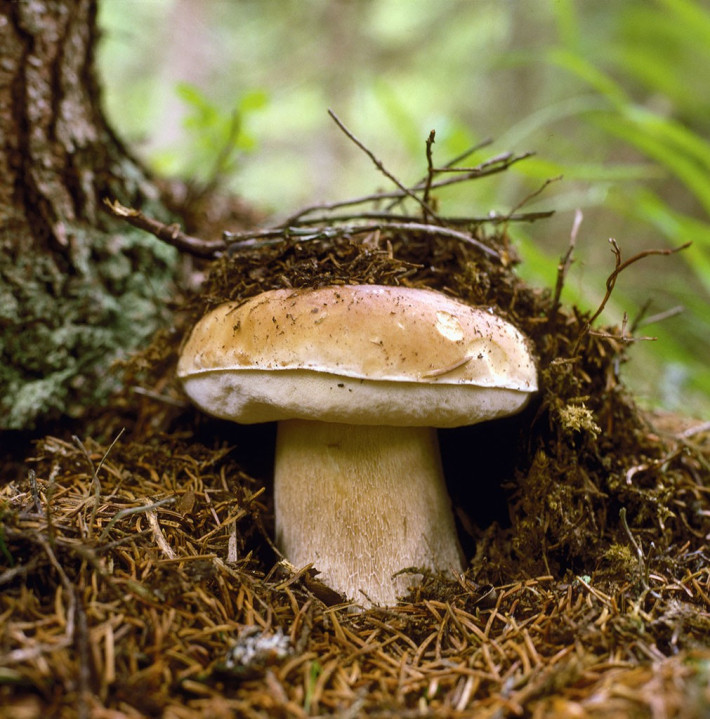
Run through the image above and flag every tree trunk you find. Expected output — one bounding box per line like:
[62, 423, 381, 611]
[0, 0, 178, 431]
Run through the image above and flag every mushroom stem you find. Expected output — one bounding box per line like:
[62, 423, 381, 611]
[274, 419, 464, 606]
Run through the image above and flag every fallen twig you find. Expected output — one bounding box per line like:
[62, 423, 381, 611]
[572, 239, 691, 355]
[103, 198, 224, 257]
[327, 109, 440, 222]
[547, 208, 583, 333]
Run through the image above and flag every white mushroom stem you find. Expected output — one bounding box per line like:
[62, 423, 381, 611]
[274, 419, 464, 606]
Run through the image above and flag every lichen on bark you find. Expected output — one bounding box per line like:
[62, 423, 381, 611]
[0, 0, 179, 430]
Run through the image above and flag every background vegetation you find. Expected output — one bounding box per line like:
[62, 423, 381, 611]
[98, 0, 710, 417]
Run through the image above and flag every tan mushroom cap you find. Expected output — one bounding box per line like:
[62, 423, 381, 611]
[177, 285, 538, 427]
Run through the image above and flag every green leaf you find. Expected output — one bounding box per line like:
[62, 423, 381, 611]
[239, 89, 269, 113]
[546, 47, 628, 107]
[591, 112, 710, 214]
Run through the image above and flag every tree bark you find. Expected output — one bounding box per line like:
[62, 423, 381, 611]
[0, 0, 178, 431]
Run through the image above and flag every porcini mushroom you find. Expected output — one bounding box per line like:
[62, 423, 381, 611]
[178, 285, 537, 605]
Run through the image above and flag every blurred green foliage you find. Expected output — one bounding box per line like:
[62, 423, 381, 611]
[98, 0, 709, 416]
[540, 0, 710, 415]
[151, 84, 268, 181]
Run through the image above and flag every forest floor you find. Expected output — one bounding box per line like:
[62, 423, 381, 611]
[2, 158, 710, 717]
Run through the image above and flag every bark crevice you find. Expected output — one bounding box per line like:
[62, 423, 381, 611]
[0, 0, 179, 431]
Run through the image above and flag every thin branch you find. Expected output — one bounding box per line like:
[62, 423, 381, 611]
[588, 313, 657, 344]
[435, 137, 494, 170]
[590, 240, 691, 329]
[28, 469, 41, 514]
[415, 152, 535, 191]
[132, 386, 189, 408]
[107, 194, 508, 260]
[573, 239, 692, 354]
[103, 198, 224, 258]
[630, 303, 685, 332]
[284, 149, 535, 225]
[328, 109, 440, 222]
[288, 210, 553, 227]
[432, 152, 525, 175]
[348, 222, 500, 259]
[422, 129, 436, 219]
[619, 507, 649, 589]
[547, 209, 583, 332]
[506, 175, 562, 221]
[107, 125, 540, 263]
[224, 220, 501, 260]
[223, 226, 302, 243]
[384, 137, 492, 211]
[283, 191, 406, 224]
[681, 421, 710, 439]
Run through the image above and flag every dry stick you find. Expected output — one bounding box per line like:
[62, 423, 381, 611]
[223, 220, 502, 260]
[393, 151, 535, 205]
[286, 138, 494, 222]
[284, 190, 403, 224]
[547, 208, 583, 332]
[106, 142, 539, 261]
[505, 175, 562, 225]
[435, 151, 530, 175]
[496, 172, 560, 268]
[72, 435, 101, 539]
[385, 138, 497, 211]
[341, 221, 501, 260]
[74, 594, 93, 719]
[283, 156, 541, 224]
[132, 385, 189, 408]
[103, 198, 223, 258]
[0, 556, 41, 587]
[681, 421, 710, 439]
[442, 136, 494, 166]
[629, 301, 685, 332]
[146, 510, 177, 560]
[45, 465, 58, 548]
[637, 305, 685, 327]
[589, 310, 659, 344]
[28, 468, 41, 514]
[106, 183, 536, 260]
[383, 149, 538, 218]
[572, 239, 692, 356]
[422, 129, 436, 220]
[288, 209, 553, 227]
[629, 298, 653, 334]
[327, 109, 441, 222]
[619, 507, 651, 592]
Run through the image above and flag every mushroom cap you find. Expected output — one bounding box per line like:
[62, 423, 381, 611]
[177, 285, 538, 428]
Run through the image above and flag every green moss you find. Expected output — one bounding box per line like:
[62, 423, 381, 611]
[0, 227, 178, 430]
[557, 403, 602, 439]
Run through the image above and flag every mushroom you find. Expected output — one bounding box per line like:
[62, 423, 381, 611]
[177, 285, 537, 605]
